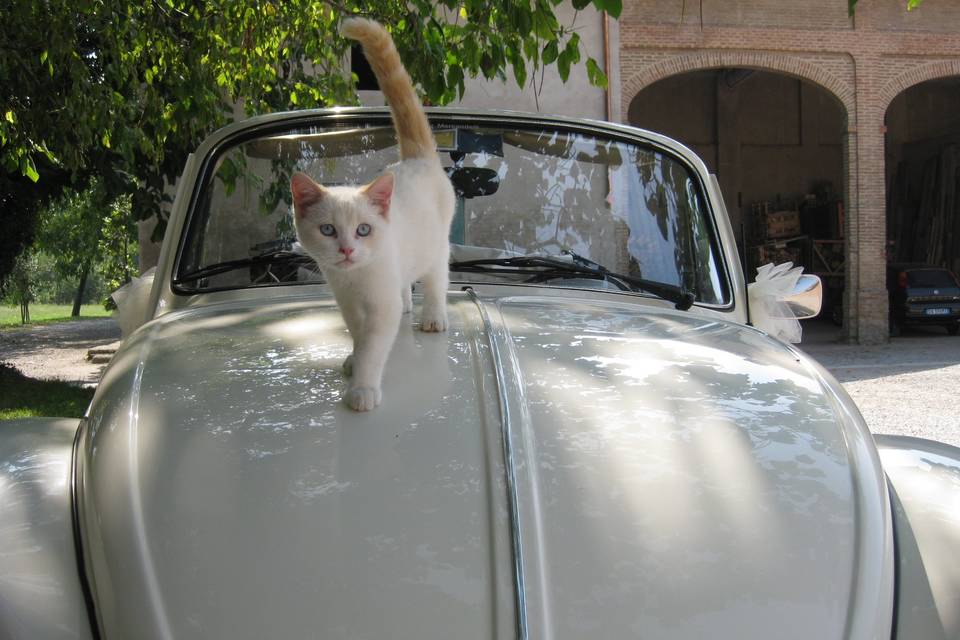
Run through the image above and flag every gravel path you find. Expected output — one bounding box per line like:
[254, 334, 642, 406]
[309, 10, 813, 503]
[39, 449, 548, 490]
[800, 321, 960, 448]
[1, 316, 958, 448]
[0, 318, 121, 387]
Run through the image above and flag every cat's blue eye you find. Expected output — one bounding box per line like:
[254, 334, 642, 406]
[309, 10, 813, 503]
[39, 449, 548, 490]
[356, 223, 372, 237]
[319, 224, 337, 237]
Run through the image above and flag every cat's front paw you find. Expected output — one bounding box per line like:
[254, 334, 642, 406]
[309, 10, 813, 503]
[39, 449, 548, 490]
[345, 385, 382, 411]
[342, 354, 354, 377]
[419, 308, 448, 332]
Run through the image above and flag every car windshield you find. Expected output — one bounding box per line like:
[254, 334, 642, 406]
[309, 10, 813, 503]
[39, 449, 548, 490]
[176, 115, 729, 305]
[907, 269, 959, 288]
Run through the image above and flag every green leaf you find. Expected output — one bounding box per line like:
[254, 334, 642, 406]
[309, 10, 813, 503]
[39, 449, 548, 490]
[564, 33, 581, 65]
[542, 40, 558, 65]
[515, 8, 532, 37]
[22, 157, 39, 182]
[514, 57, 527, 89]
[586, 57, 607, 89]
[557, 50, 571, 82]
[101, 132, 111, 148]
[572, 0, 591, 9]
[40, 50, 48, 64]
[591, 0, 622, 18]
[532, 8, 559, 40]
[4, 110, 14, 124]
[523, 38, 538, 64]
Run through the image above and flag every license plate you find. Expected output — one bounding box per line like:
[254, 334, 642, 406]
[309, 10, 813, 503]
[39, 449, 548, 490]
[925, 308, 951, 316]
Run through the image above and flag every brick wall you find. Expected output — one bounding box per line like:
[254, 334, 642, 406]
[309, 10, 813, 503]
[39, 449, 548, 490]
[868, 0, 960, 33]
[625, 0, 851, 30]
[618, 0, 960, 343]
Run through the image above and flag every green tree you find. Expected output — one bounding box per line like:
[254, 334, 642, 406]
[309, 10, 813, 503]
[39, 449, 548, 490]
[1, 0, 620, 284]
[35, 180, 126, 317]
[6, 251, 39, 324]
[97, 194, 139, 296]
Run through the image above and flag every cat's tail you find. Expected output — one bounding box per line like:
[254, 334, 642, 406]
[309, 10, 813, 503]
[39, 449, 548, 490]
[340, 18, 436, 161]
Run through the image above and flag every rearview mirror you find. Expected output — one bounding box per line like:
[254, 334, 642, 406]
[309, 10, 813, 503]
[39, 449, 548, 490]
[446, 167, 500, 199]
[784, 274, 822, 319]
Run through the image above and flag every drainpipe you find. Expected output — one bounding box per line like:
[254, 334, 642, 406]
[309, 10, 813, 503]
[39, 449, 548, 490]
[603, 12, 612, 121]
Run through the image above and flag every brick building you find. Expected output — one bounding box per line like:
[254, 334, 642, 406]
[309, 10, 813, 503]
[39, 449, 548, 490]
[610, 0, 960, 343]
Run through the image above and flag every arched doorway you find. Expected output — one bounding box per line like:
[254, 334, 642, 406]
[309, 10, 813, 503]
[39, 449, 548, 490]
[885, 76, 960, 275]
[628, 69, 848, 340]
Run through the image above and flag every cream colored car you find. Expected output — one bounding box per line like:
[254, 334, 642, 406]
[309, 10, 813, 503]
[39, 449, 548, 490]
[2, 109, 959, 639]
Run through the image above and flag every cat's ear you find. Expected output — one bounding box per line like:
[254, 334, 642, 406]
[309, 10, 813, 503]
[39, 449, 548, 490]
[362, 172, 394, 218]
[290, 172, 325, 217]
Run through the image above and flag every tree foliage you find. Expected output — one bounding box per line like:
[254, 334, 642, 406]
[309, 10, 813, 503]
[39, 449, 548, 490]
[6, 251, 39, 324]
[37, 184, 108, 285]
[1, 0, 619, 283]
[34, 180, 137, 313]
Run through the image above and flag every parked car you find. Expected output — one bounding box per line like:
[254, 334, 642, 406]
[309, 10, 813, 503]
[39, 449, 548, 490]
[887, 262, 960, 335]
[2, 108, 959, 639]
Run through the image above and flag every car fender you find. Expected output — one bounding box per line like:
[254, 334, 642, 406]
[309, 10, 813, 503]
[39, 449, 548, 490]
[875, 435, 960, 639]
[0, 417, 93, 639]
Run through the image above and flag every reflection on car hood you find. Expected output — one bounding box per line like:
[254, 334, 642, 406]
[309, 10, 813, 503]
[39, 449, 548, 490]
[79, 290, 884, 639]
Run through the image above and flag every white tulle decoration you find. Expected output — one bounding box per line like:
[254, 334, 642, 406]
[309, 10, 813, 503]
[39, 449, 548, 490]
[111, 267, 156, 339]
[748, 262, 805, 343]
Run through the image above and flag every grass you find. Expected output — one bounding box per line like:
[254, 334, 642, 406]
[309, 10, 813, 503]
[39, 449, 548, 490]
[0, 303, 112, 328]
[0, 363, 94, 420]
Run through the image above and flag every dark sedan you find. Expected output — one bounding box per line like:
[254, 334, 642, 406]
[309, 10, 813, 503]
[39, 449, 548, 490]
[888, 263, 960, 335]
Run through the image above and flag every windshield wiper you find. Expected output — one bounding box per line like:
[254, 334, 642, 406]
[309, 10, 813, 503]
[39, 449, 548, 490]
[449, 251, 696, 310]
[174, 250, 318, 286]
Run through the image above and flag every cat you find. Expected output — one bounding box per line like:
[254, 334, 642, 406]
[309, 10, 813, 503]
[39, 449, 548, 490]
[290, 18, 455, 412]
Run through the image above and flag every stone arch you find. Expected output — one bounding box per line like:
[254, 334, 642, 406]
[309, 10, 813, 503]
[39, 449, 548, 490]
[878, 59, 960, 112]
[621, 51, 854, 122]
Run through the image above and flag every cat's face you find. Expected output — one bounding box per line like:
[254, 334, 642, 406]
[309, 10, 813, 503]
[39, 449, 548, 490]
[291, 172, 393, 272]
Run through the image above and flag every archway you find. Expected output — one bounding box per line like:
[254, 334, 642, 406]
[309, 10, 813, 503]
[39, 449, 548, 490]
[628, 68, 848, 337]
[885, 76, 960, 276]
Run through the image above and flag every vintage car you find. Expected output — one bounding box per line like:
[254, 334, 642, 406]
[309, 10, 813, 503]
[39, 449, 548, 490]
[2, 108, 959, 639]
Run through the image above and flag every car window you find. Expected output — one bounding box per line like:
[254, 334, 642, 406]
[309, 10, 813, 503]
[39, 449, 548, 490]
[907, 269, 958, 288]
[176, 118, 730, 305]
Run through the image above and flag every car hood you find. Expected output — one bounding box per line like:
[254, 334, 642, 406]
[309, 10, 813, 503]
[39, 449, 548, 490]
[78, 290, 890, 639]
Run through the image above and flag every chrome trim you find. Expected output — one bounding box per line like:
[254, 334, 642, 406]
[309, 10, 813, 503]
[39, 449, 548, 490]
[70, 418, 103, 640]
[785, 274, 823, 319]
[465, 287, 528, 640]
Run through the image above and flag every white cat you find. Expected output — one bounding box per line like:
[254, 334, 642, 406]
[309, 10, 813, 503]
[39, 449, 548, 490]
[291, 18, 455, 412]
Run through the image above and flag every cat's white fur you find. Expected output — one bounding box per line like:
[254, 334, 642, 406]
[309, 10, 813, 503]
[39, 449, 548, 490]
[291, 18, 454, 411]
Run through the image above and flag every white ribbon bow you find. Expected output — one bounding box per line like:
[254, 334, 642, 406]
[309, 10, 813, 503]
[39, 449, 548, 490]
[748, 262, 805, 343]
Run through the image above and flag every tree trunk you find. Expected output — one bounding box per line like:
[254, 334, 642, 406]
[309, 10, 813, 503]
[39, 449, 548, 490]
[72, 262, 91, 317]
[20, 300, 29, 324]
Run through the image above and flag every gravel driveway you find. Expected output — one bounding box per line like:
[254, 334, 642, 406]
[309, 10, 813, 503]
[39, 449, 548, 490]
[1, 316, 958, 448]
[799, 321, 960, 448]
[0, 318, 121, 387]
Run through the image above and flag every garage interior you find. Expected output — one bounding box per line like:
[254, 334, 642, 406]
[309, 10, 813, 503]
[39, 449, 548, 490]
[885, 77, 960, 275]
[628, 69, 847, 324]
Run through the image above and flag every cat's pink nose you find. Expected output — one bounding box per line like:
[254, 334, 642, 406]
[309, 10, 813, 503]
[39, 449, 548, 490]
[339, 246, 354, 257]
